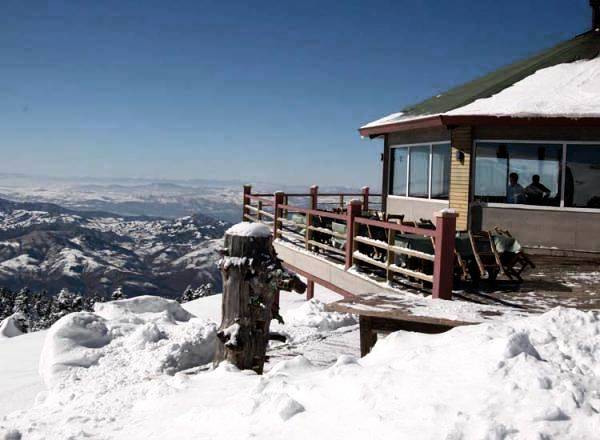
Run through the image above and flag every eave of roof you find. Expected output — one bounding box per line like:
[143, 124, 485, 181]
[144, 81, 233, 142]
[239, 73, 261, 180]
[359, 114, 600, 138]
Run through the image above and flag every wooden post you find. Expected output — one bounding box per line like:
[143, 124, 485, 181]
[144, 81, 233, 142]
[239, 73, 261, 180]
[215, 224, 305, 374]
[242, 184, 252, 221]
[306, 279, 314, 300]
[339, 194, 344, 210]
[345, 199, 362, 270]
[310, 185, 319, 210]
[361, 186, 370, 212]
[273, 191, 284, 240]
[257, 200, 263, 221]
[386, 229, 395, 283]
[359, 316, 377, 357]
[306, 185, 318, 251]
[432, 210, 457, 300]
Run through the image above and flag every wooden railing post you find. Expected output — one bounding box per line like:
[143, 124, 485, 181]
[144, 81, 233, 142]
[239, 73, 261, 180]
[310, 185, 319, 210]
[361, 186, 370, 212]
[432, 210, 457, 300]
[242, 184, 252, 221]
[273, 191, 284, 240]
[345, 199, 362, 270]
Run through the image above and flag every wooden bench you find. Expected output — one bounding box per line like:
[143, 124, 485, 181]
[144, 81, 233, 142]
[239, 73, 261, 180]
[325, 296, 485, 356]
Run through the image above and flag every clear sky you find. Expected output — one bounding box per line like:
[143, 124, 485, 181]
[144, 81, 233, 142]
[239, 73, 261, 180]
[0, 0, 593, 188]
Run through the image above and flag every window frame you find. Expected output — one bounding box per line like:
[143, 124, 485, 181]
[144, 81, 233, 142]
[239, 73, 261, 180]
[473, 139, 600, 213]
[389, 141, 451, 201]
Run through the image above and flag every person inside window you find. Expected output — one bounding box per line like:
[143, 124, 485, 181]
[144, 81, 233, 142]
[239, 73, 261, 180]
[524, 174, 551, 204]
[506, 172, 525, 204]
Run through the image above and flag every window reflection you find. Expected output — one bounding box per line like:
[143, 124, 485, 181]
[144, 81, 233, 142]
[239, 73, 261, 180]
[565, 145, 600, 208]
[408, 146, 429, 198]
[392, 148, 408, 196]
[475, 142, 562, 206]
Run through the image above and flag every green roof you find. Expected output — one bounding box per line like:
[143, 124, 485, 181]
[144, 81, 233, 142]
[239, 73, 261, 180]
[402, 31, 600, 117]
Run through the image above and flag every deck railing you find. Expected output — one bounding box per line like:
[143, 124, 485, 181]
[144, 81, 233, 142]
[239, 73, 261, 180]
[242, 185, 456, 300]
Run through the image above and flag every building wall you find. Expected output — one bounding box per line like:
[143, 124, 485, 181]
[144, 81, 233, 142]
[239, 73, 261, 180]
[472, 205, 600, 253]
[387, 196, 449, 222]
[449, 126, 473, 231]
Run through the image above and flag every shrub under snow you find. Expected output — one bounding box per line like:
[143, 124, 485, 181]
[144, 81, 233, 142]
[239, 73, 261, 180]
[38, 295, 216, 388]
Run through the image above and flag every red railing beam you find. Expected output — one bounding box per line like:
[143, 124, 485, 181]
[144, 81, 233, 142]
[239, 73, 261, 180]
[242, 184, 252, 221]
[345, 199, 362, 270]
[361, 186, 369, 212]
[432, 210, 458, 300]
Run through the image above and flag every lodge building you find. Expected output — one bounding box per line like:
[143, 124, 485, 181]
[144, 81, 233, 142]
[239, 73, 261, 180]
[360, 2, 600, 255]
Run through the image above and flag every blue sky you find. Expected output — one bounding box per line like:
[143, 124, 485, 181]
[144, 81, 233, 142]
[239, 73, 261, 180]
[0, 0, 593, 188]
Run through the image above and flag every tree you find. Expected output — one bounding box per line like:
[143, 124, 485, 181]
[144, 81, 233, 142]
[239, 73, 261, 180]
[111, 287, 126, 301]
[179, 283, 215, 303]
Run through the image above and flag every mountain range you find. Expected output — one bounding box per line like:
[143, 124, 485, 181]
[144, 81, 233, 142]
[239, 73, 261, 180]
[0, 198, 229, 298]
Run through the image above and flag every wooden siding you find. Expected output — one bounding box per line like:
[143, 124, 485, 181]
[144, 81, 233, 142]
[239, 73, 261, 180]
[449, 126, 473, 231]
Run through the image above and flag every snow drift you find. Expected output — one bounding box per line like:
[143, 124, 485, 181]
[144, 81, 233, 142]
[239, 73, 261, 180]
[0, 313, 27, 339]
[39, 296, 217, 387]
[2, 291, 599, 440]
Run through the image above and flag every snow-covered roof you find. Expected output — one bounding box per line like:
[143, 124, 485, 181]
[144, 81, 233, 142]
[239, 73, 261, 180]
[362, 56, 600, 131]
[361, 30, 600, 133]
[447, 56, 600, 118]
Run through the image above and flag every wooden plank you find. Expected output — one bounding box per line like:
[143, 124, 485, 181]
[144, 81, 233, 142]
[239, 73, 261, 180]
[388, 264, 433, 283]
[308, 225, 347, 240]
[308, 240, 346, 255]
[326, 298, 481, 327]
[352, 251, 388, 270]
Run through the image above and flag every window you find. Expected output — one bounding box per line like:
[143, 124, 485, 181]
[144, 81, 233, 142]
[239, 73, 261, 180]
[475, 142, 562, 206]
[392, 148, 408, 196]
[390, 143, 450, 200]
[565, 144, 600, 208]
[408, 146, 429, 198]
[431, 144, 451, 199]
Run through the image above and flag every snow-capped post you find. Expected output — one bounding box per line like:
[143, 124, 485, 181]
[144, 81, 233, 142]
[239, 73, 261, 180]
[309, 185, 319, 210]
[361, 186, 369, 212]
[345, 199, 362, 270]
[432, 209, 458, 300]
[214, 222, 306, 374]
[242, 184, 252, 221]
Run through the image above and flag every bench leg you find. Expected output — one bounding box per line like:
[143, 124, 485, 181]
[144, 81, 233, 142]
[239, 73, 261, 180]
[306, 280, 314, 300]
[359, 316, 377, 357]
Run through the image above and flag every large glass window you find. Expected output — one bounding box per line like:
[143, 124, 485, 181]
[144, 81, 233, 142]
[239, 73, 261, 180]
[408, 146, 429, 198]
[392, 148, 408, 196]
[565, 145, 600, 208]
[431, 144, 451, 199]
[390, 143, 451, 199]
[475, 142, 562, 206]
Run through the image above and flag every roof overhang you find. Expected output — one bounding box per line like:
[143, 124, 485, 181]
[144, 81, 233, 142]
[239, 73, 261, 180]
[359, 115, 600, 138]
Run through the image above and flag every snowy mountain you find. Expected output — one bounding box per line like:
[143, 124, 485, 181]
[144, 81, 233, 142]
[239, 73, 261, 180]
[0, 198, 229, 298]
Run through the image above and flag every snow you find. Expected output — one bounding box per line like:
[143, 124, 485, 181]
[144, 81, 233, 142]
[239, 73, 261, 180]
[0, 314, 26, 339]
[1, 287, 600, 439]
[0, 330, 46, 417]
[225, 221, 272, 238]
[447, 57, 600, 118]
[363, 56, 600, 129]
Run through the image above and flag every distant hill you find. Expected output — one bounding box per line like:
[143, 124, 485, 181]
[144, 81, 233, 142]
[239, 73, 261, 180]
[0, 198, 229, 298]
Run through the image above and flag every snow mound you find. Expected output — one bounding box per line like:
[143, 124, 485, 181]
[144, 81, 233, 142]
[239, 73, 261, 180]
[225, 222, 271, 238]
[94, 295, 192, 322]
[0, 313, 27, 339]
[38, 296, 216, 388]
[39, 312, 111, 386]
[283, 299, 357, 331]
